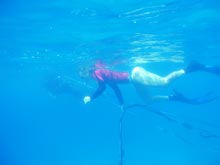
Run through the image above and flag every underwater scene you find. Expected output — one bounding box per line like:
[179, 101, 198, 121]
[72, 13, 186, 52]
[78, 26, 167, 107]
[1, 0, 220, 165]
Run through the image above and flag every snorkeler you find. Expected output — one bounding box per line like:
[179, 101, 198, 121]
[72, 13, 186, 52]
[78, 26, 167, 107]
[82, 61, 220, 107]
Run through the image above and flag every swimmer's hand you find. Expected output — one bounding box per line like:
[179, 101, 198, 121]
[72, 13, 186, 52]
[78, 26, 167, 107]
[83, 96, 91, 104]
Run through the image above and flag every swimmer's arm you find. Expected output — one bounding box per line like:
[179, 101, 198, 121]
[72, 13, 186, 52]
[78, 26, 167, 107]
[109, 84, 124, 106]
[91, 81, 106, 101]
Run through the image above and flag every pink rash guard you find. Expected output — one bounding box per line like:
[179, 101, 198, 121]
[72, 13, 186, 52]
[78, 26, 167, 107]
[90, 69, 130, 105]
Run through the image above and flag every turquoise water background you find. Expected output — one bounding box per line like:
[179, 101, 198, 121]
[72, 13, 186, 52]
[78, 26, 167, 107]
[1, 0, 220, 165]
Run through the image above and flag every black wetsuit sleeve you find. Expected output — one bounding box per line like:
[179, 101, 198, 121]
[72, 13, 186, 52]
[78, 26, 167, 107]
[109, 84, 124, 106]
[91, 81, 106, 101]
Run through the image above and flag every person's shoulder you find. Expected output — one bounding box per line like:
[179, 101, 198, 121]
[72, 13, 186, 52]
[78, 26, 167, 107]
[93, 69, 106, 81]
[94, 69, 102, 74]
[95, 68, 109, 73]
[93, 69, 105, 77]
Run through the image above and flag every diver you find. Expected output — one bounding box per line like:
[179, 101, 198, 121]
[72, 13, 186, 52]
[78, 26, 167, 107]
[82, 61, 220, 108]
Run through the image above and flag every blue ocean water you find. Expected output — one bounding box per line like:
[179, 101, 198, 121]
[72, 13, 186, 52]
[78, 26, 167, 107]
[1, 0, 220, 165]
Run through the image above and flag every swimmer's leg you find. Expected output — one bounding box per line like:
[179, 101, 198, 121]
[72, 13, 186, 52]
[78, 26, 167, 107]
[152, 95, 169, 101]
[132, 83, 154, 104]
[163, 69, 185, 84]
[169, 89, 219, 105]
[152, 89, 218, 104]
[203, 65, 220, 75]
[131, 67, 185, 86]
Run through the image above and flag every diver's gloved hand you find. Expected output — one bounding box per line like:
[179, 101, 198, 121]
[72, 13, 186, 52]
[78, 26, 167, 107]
[83, 96, 91, 104]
